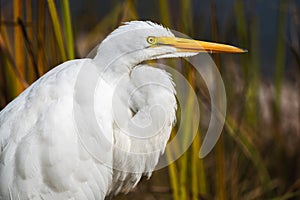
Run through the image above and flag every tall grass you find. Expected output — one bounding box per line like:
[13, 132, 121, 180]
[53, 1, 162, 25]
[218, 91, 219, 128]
[0, 1, 299, 199]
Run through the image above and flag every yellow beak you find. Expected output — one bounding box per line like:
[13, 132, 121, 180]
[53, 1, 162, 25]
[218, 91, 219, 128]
[157, 37, 246, 53]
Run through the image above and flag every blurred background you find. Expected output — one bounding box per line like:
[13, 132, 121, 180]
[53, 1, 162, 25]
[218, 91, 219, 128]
[0, 0, 299, 199]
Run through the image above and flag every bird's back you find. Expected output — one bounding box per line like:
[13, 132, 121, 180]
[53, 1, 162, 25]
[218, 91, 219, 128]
[0, 59, 114, 199]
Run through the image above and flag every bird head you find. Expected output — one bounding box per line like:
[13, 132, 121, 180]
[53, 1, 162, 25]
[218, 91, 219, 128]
[94, 21, 246, 72]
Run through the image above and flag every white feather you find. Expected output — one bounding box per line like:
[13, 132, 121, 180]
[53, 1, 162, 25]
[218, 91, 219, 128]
[0, 21, 181, 199]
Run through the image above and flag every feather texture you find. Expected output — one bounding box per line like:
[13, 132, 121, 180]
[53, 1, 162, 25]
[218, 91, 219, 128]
[0, 21, 178, 199]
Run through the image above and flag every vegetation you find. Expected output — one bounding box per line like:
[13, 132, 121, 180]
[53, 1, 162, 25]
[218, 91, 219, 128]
[0, 0, 299, 199]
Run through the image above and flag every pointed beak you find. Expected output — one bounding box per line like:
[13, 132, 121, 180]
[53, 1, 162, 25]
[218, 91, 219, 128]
[156, 37, 247, 53]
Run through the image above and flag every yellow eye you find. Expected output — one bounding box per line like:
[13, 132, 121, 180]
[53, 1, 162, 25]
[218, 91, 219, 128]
[147, 36, 156, 44]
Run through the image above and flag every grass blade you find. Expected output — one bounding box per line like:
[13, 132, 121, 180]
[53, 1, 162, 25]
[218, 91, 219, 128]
[210, 1, 226, 199]
[274, 0, 288, 116]
[47, 0, 67, 61]
[62, 0, 75, 59]
[158, 0, 171, 27]
[13, 0, 25, 94]
[166, 138, 180, 200]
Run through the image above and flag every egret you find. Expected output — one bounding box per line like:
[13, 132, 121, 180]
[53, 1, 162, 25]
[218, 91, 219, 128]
[0, 21, 245, 199]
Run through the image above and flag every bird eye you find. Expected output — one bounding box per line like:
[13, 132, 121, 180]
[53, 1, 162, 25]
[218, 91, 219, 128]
[147, 36, 156, 44]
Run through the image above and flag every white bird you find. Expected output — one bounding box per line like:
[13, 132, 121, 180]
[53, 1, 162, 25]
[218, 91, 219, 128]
[0, 21, 244, 200]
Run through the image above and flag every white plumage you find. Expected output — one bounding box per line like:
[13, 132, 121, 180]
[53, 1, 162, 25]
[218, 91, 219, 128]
[0, 21, 245, 199]
[0, 21, 177, 200]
